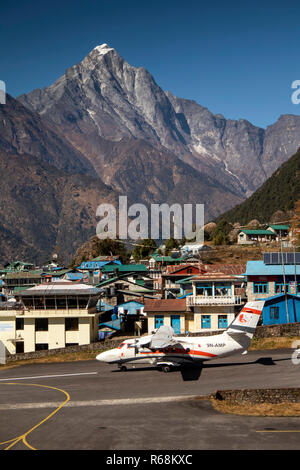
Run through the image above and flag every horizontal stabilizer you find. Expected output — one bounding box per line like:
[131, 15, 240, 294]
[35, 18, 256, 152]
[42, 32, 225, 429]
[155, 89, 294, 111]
[149, 325, 175, 349]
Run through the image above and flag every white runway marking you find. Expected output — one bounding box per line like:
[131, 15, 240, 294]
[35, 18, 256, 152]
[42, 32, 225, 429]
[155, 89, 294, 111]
[0, 372, 98, 382]
[0, 395, 200, 410]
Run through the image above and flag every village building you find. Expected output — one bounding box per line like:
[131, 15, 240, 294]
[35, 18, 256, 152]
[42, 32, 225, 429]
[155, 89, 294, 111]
[161, 264, 204, 299]
[0, 281, 101, 354]
[267, 225, 290, 240]
[3, 271, 44, 296]
[237, 229, 276, 244]
[245, 257, 300, 302]
[77, 257, 121, 284]
[143, 299, 188, 334]
[260, 293, 300, 325]
[185, 272, 244, 332]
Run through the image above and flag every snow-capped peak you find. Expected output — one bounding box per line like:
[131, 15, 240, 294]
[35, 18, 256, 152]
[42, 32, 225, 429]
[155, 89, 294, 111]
[92, 44, 114, 55]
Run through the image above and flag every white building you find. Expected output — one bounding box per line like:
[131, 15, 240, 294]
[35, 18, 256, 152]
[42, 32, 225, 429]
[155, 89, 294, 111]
[0, 281, 101, 354]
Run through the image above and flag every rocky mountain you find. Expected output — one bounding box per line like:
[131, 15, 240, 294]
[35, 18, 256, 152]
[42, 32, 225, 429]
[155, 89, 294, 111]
[0, 94, 242, 265]
[0, 95, 120, 265]
[0, 148, 118, 265]
[19, 44, 300, 200]
[2, 43, 300, 263]
[216, 147, 300, 226]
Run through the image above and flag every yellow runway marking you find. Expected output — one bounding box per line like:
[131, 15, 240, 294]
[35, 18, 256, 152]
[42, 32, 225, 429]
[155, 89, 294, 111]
[0, 383, 70, 450]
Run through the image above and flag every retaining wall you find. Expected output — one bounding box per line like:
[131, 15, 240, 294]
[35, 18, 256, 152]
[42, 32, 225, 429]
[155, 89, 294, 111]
[254, 322, 300, 339]
[6, 338, 124, 363]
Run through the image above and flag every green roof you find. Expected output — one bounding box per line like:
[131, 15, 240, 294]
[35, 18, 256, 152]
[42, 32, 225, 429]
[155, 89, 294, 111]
[268, 225, 290, 230]
[175, 275, 198, 284]
[101, 264, 147, 273]
[240, 229, 275, 235]
[151, 255, 184, 262]
[4, 270, 43, 279]
[13, 286, 32, 293]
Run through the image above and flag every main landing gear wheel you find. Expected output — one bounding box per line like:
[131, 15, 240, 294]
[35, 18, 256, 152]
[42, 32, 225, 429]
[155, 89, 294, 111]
[118, 365, 127, 371]
[161, 365, 171, 373]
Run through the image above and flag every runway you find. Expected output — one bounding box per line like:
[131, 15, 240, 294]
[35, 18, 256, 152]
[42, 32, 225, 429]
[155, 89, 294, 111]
[0, 348, 299, 450]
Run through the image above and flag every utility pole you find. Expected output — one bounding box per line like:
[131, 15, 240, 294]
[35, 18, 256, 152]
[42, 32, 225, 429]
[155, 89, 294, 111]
[280, 233, 290, 323]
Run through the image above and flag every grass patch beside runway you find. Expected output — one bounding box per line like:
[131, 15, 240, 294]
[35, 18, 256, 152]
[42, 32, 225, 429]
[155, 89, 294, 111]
[249, 336, 300, 351]
[210, 398, 300, 416]
[0, 348, 111, 369]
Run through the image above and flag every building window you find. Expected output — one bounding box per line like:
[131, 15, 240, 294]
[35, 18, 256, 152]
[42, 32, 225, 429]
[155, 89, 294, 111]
[218, 315, 228, 329]
[65, 318, 79, 331]
[16, 318, 24, 330]
[155, 315, 164, 329]
[270, 307, 280, 320]
[35, 343, 48, 351]
[35, 318, 48, 332]
[275, 283, 289, 294]
[16, 342, 24, 353]
[201, 315, 211, 329]
[253, 282, 268, 294]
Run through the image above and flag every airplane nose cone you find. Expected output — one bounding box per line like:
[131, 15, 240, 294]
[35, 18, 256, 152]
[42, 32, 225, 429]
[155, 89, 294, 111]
[96, 351, 111, 362]
[96, 349, 120, 363]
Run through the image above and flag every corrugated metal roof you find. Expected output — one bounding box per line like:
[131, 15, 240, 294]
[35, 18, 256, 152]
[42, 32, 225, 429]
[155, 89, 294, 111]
[245, 260, 300, 276]
[144, 298, 187, 312]
[18, 282, 102, 296]
[268, 225, 290, 230]
[240, 230, 275, 235]
[101, 264, 147, 273]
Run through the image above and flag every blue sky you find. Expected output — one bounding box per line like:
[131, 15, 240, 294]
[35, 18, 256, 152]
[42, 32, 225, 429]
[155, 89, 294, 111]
[1, 0, 300, 128]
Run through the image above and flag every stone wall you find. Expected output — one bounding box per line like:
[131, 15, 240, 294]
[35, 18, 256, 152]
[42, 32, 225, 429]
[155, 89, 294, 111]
[212, 388, 300, 404]
[254, 322, 300, 339]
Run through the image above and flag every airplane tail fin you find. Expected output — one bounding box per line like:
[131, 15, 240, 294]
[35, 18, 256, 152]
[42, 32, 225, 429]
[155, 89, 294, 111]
[226, 301, 265, 348]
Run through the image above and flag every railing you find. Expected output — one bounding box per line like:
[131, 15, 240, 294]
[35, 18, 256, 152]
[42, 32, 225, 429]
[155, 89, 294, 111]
[186, 295, 242, 306]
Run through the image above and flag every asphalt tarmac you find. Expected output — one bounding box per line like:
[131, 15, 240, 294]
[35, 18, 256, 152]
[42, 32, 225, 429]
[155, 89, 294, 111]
[0, 348, 299, 450]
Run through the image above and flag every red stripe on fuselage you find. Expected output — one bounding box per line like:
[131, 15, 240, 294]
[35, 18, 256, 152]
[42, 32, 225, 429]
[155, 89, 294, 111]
[140, 349, 217, 358]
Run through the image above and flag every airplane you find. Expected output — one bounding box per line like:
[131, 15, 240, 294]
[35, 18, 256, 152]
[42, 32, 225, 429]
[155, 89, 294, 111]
[96, 300, 265, 372]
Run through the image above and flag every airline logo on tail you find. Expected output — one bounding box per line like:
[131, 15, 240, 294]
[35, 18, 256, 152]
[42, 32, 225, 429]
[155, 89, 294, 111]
[238, 313, 248, 324]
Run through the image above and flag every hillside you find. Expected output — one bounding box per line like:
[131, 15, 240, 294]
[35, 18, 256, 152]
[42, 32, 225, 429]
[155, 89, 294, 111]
[216, 147, 300, 226]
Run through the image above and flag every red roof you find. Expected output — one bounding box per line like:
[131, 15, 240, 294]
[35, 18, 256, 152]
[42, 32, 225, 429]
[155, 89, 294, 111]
[163, 264, 203, 276]
[203, 264, 246, 275]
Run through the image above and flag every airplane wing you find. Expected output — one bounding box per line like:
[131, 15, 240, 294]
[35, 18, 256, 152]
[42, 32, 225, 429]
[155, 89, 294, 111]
[149, 325, 177, 349]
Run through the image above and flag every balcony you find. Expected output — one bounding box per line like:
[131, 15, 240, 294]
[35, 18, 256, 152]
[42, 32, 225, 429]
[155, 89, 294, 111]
[187, 295, 242, 307]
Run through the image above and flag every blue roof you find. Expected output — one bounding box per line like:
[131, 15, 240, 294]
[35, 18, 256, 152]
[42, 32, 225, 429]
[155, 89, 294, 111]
[245, 260, 300, 276]
[258, 293, 300, 303]
[99, 318, 122, 331]
[77, 260, 121, 270]
[98, 301, 114, 312]
[117, 300, 144, 308]
[65, 273, 84, 281]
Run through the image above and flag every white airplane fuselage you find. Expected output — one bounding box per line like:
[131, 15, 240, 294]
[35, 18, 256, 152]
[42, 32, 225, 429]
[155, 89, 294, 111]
[96, 332, 249, 367]
[96, 301, 265, 370]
